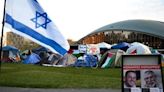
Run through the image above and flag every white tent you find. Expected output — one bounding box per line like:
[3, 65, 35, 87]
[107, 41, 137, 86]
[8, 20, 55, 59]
[131, 42, 147, 46]
[126, 42, 151, 54]
[97, 42, 111, 49]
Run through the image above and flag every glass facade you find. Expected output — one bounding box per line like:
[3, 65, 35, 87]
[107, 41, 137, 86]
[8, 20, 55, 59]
[104, 31, 164, 49]
[80, 30, 164, 49]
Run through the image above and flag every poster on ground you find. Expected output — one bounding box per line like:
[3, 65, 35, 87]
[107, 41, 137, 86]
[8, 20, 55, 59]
[122, 55, 164, 92]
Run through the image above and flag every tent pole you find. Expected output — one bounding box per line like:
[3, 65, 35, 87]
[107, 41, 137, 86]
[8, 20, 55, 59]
[0, 0, 7, 71]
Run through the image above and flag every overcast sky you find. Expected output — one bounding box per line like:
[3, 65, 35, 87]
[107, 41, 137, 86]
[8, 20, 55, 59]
[0, 0, 164, 41]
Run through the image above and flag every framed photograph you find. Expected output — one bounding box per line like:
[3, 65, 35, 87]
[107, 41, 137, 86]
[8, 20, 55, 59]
[122, 55, 164, 92]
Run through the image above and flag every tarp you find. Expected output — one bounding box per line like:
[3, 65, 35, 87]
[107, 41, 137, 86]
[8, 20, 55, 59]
[84, 54, 98, 67]
[57, 54, 77, 66]
[111, 42, 130, 51]
[23, 53, 41, 64]
[42, 53, 76, 67]
[74, 54, 98, 68]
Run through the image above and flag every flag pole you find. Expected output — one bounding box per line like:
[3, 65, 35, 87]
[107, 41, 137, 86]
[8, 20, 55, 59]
[0, 0, 7, 71]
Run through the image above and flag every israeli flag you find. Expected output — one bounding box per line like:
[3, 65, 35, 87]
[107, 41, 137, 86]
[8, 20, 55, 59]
[5, 0, 70, 55]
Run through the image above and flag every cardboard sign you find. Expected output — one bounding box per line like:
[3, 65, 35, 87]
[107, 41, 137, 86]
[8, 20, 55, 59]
[122, 55, 164, 92]
[86, 44, 100, 55]
[78, 45, 87, 53]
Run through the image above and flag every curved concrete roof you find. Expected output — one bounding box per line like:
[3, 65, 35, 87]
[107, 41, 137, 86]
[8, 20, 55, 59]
[83, 20, 164, 40]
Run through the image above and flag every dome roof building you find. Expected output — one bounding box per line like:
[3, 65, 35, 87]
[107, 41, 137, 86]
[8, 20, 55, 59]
[77, 20, 164, 49]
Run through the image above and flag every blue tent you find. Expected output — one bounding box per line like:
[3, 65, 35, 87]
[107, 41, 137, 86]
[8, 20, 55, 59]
[32, 47, 49, 54]
[2, 45, 19, 51]
[1, 45, 20, 62]
[23, 53, 41, 64]
[74, 54, 98, 68]
[2, 45, 19, 55]
[111, 42, 130, 51]
[2, 45, 19, 56]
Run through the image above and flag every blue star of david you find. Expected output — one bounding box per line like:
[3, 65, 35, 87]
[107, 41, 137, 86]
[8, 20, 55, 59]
[34, 0, 38, 3]
[31, 11, 51, 29]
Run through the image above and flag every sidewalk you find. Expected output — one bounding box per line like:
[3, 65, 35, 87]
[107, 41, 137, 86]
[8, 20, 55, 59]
[0, 87, 121, 92]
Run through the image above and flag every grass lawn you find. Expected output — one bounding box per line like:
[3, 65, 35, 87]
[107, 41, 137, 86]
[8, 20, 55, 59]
[0, 63, 121, 89]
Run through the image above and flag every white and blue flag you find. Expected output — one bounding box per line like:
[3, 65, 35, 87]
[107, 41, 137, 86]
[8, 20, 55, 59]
[5, 0, 70, 55]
